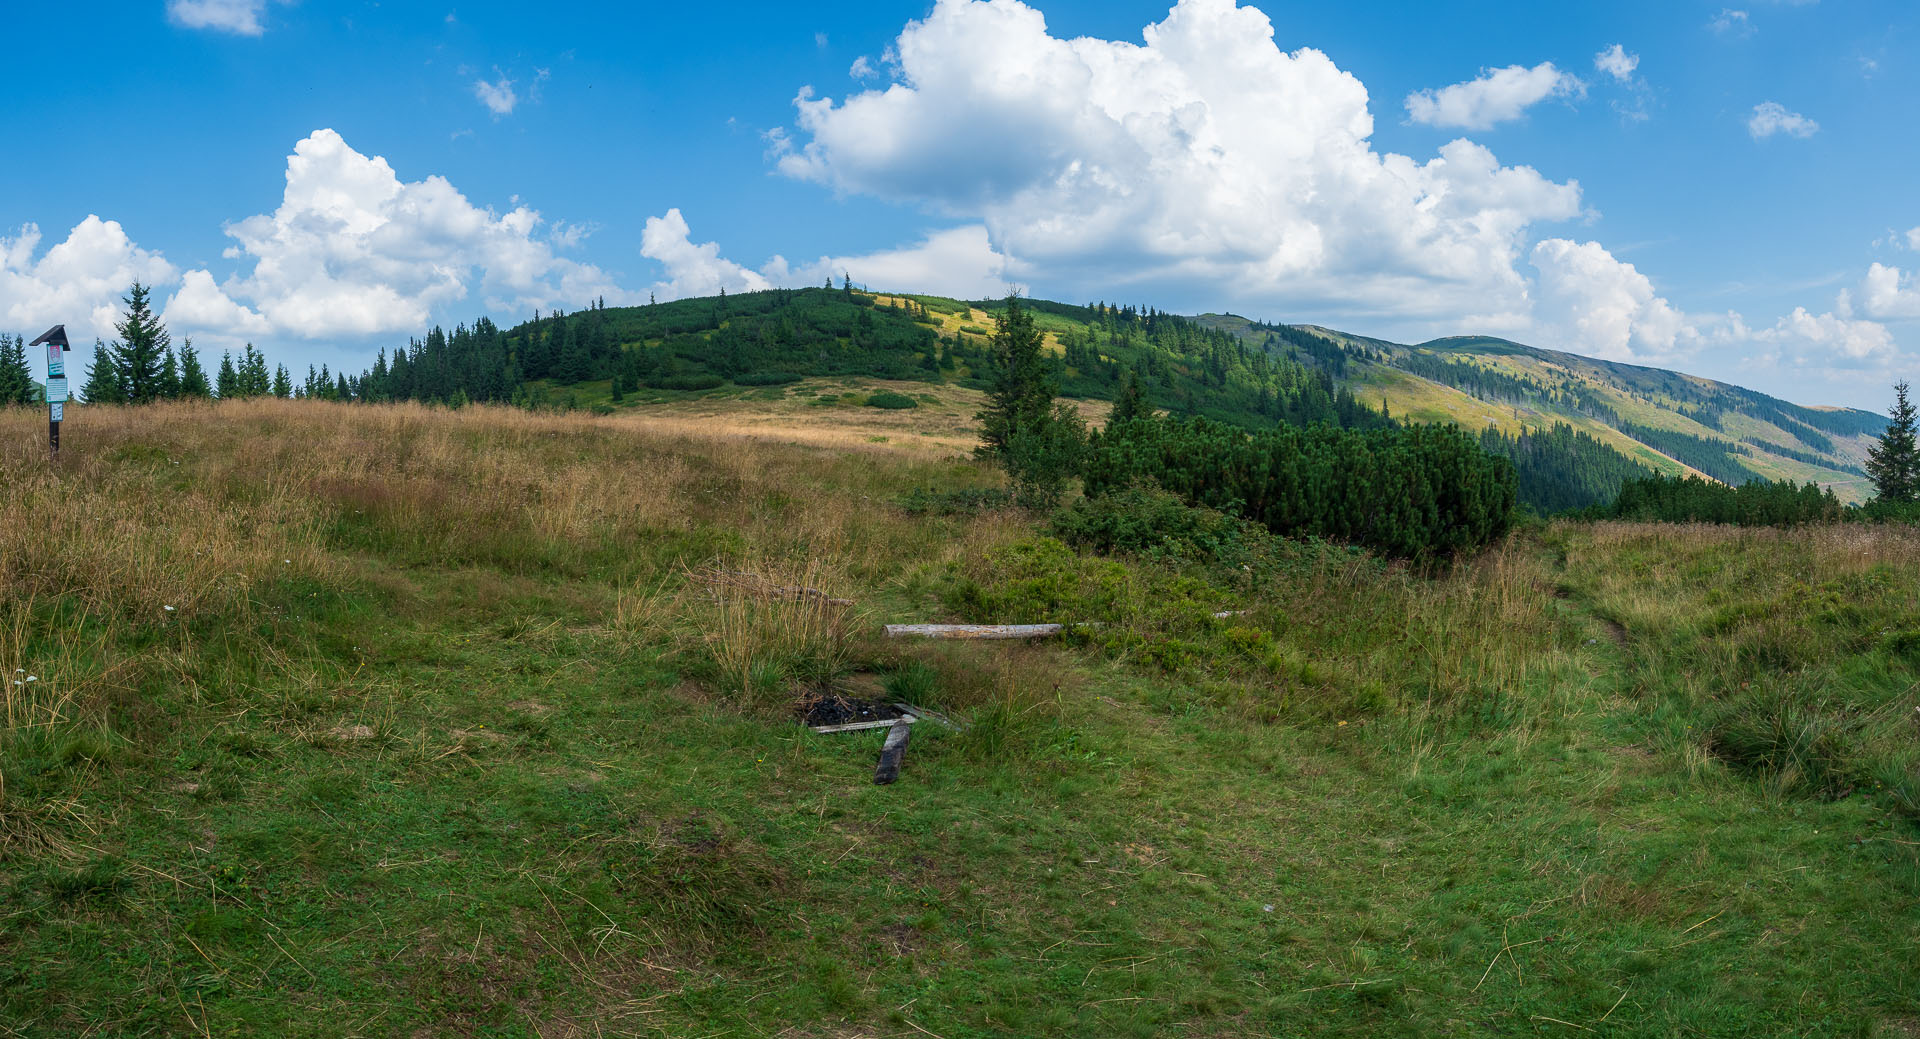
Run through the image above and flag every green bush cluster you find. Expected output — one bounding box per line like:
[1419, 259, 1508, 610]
[864, 390, 919, 409]
[1084, 415, 1516, 558]
[1604, 473, 1842, 526]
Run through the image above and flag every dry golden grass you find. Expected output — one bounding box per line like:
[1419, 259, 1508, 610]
[612, 377, 1109, 457]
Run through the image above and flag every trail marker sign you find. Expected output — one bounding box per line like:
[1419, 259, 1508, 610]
[28, 325, 70, 461]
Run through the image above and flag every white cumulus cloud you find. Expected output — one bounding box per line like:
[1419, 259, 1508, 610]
[1530, 238, 1690, 362]
[639, 212, 1011, 303]
[1593, 45, 1639, 84]
[1406, 62, 1584, 130]
[473, 75, 517, 117]
[1748, 101, 1818, 139]
[1861, 262, 1920, 319]
[166, 129, 633, 340]
[1758, 306, 1894, 362]
[775, 0, 1584, 329]
[1, 216, 178, 344]
[639, 209, 774, 300]
[781, 225, 1012, 300]
[166, 0, 275, 35]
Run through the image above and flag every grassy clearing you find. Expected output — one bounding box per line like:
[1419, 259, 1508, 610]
[0, 400, 1915, 1037]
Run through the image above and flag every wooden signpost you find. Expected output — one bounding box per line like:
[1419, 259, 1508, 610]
[28, 325, 70, 463]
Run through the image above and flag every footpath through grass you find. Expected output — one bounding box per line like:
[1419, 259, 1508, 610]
[0, 400, 1915, 1037]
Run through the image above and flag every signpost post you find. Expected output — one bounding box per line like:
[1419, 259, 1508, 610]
[29, 325, 70, 463]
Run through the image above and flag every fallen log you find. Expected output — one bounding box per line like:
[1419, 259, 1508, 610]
[873, 719, 913, 785]
[884, 623, 1064, 640]
[809, 717, 915, 734]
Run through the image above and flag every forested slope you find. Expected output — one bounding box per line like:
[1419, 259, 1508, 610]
[340, 287, 1883, 513]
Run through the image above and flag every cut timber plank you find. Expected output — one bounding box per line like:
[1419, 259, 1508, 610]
[809, 717, 915, 734]
[873, 719, 913, 785]
[892, 702, 963, 731]
[885, 623, 1063, 640]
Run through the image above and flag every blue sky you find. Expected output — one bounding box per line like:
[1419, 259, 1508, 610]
[3, 0, 1916, 410]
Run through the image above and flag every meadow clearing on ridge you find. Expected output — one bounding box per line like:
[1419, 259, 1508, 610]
[0, 398, 1916, 1038]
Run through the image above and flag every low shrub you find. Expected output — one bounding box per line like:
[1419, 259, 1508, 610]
[733, 371, 804, 386]
[865, 390, 919, 410]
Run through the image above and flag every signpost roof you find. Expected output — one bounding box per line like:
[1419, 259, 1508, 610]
[29, 325, 70, 351]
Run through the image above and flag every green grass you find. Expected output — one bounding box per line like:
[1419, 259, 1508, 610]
[1, 401, 1916, 1037]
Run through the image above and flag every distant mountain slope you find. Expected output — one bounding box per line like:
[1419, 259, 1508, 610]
[352, 287, 1883, 512]
[1198, 317, 1885, 503]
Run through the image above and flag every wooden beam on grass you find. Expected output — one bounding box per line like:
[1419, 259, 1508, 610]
[809, 717, 915, 734]
[884, 623, 1065, 640]
[873, 719, 913, 785]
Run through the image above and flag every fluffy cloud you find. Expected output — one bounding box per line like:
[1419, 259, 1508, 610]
[639, 209, 774, 299]
[1406, 62, 1584, 130]
[1593, 45, 1638, 83]
[1906, 227, 1920, 250]
[1530, 238, 1690, 361]
[1758, 306, 1894, 362]
[473, 75, 517, 117]
[166, 0, 273, 35]
[776, 0, 1583, 327]
[1748, 101, 1818, 139]
[166, 129, 632, 340]
[1, 217, 178, 343]
[782, 225, 1012, 300]
[1861, 262, 1920, 319]
[640, 212, 1011, 302]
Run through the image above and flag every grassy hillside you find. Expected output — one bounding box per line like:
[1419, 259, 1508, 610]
[361, 289, 1883, 513]
[1202, 319, 1884, 503]
[2, 400, 1916, 1037]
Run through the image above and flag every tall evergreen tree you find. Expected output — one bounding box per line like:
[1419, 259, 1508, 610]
[0, 333, 33, 405]
[976, 297, 1085, 505]
[273, 364, 293, 399]
[1866, 381, 1919, 504]
[82, 340, 126, 403]
[976, 297, 1054, 459]
[108, 283, 171, 403]
[158, 344, 182, 400]
[178, 339, 212, 398]
[557, 319, 589, 383]
[216, 351, 239, 399]
[1111, 369, 1150, 424]
[240, 344, 271, 397]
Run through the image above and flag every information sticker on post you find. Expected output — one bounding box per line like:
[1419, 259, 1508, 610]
[29, 325, 71, 463]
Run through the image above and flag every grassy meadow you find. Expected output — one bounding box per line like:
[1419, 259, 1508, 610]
[0, 399, 1916, 1037]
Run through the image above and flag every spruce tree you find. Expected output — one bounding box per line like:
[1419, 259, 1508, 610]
[158, 344, 182, 400]
[273, 365, 293, 399]
[976, 297, 1084, 506]
[82, 340, 127, 403]
[178, 340, 212, 398]
[557, 319, 589, 382]
[1866, 381, 1919, 504]
[240, 344, 271, 397]
[1112, 370, 1150, 424]
[108, 283, 171, 403]
[976, 297, 1053, 459]
[216, 351, 238, 399]
[0, 333, 33, 405]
